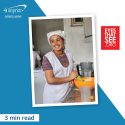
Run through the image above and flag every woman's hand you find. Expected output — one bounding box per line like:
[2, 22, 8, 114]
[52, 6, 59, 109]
[69, 70, 78, 81]
[69, 80, 75, 87]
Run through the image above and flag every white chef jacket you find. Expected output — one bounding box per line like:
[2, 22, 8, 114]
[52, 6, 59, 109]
[43, 50, 74, 104]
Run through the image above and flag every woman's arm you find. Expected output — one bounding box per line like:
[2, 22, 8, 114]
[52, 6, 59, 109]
[44, 70, 78, 85]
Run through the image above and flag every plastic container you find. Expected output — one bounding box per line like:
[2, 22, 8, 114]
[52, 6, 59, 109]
[80, 86, 91, 102]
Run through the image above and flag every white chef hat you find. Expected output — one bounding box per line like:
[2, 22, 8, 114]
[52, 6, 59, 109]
[47, 30, 65, 44]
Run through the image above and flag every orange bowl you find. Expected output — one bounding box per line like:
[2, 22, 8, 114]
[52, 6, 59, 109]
[74, 77, 95, 89]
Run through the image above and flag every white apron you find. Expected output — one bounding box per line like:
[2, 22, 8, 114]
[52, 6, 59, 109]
[43, 50, 73, 104]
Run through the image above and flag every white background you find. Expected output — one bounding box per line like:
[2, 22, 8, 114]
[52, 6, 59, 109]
[35, 0, 125, 119]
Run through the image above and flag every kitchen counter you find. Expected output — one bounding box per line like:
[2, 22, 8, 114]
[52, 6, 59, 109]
[64, 86, 95, 103]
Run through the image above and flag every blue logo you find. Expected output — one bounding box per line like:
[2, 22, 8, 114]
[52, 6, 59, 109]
[3, 5, 27, 14]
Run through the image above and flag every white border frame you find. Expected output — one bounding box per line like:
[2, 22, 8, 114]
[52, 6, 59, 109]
[29, 14, 98, 107]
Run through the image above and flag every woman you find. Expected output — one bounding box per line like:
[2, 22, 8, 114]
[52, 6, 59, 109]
[42, 30, 78, 104]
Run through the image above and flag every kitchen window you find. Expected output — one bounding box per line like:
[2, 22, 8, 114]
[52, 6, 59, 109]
[71, 18, 84, 26]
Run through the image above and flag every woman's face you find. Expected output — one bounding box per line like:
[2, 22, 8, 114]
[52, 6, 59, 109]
[50, 35, 64, 51]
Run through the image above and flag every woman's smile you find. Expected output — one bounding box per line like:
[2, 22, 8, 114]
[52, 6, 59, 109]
[53, 44, 61, 49]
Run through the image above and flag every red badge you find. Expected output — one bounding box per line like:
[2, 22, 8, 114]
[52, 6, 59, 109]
[101, 26, 120, 50]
